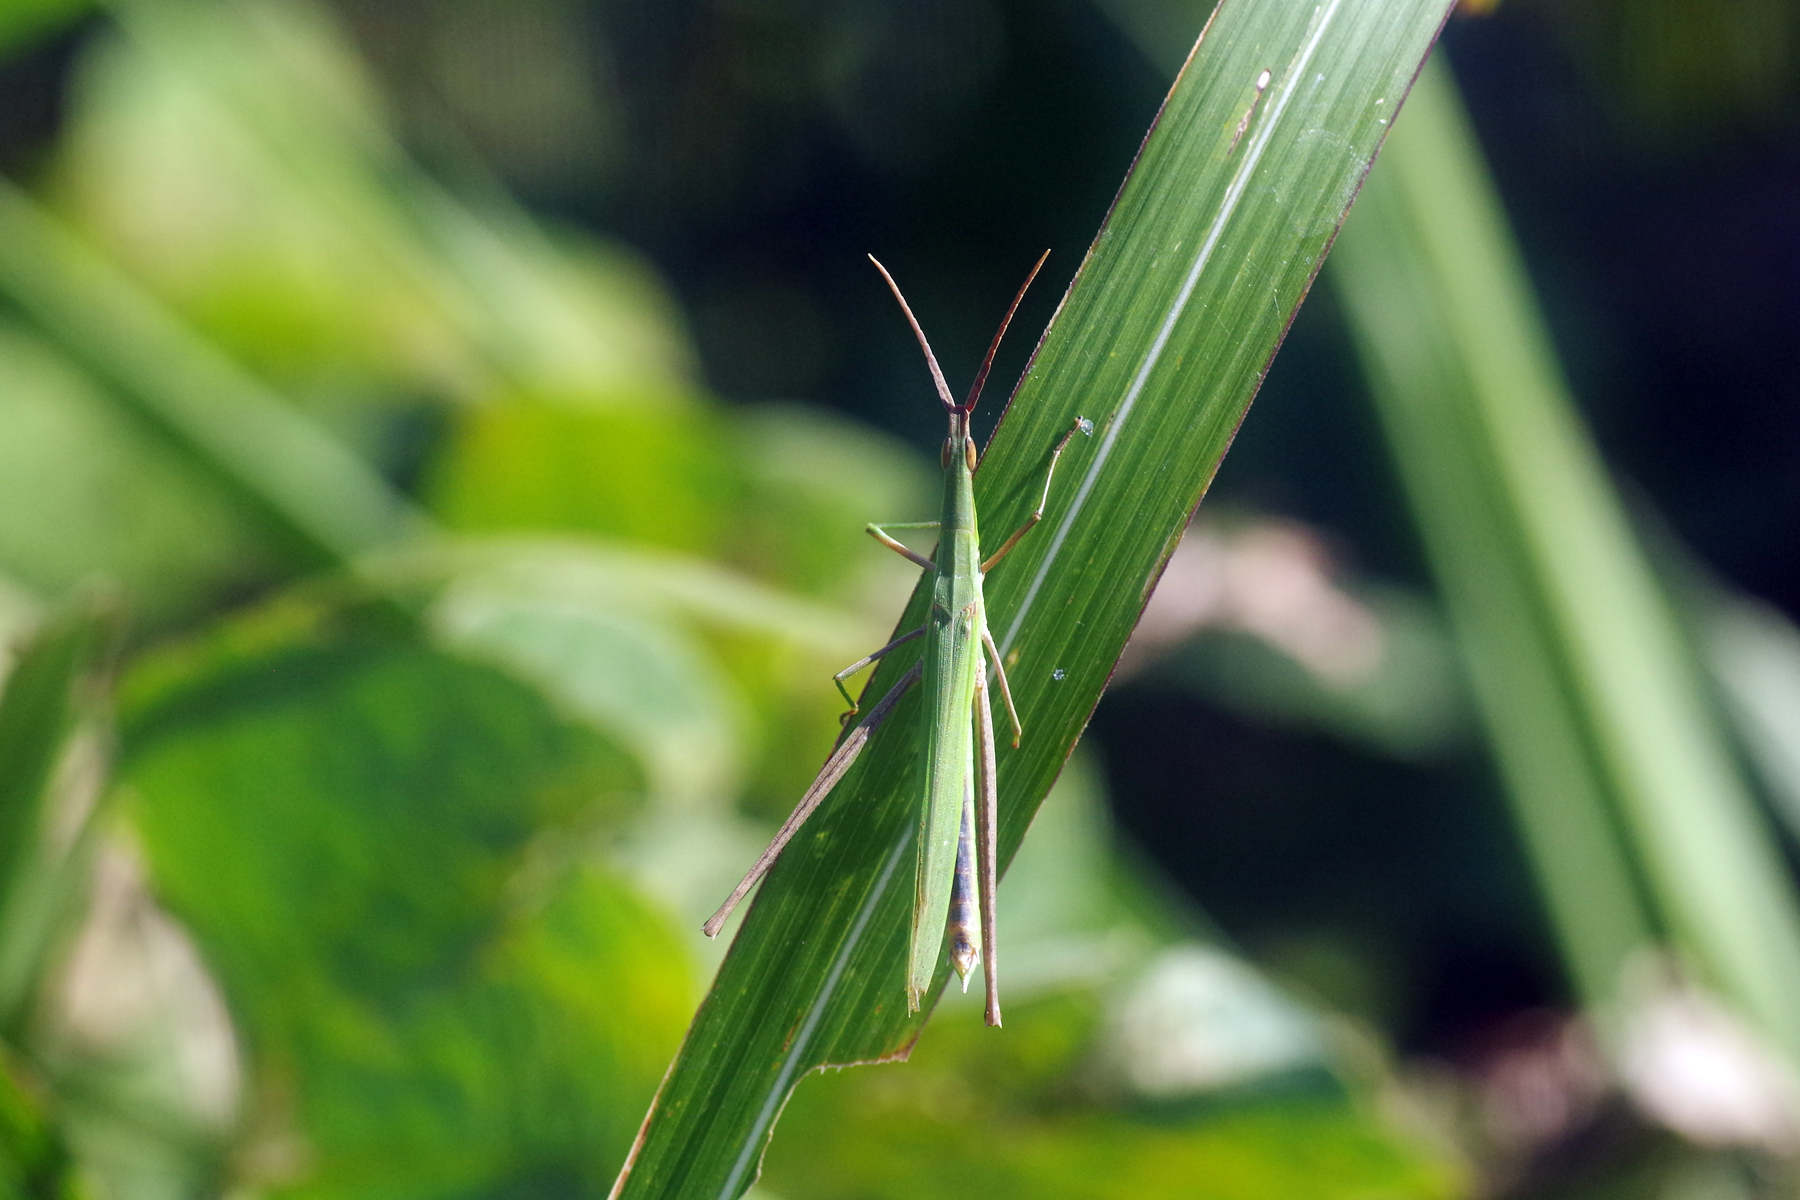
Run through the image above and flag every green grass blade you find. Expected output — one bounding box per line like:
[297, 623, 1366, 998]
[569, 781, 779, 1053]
[1331, 58, 1800, 1062]
[0, 178, 424, 567]
[612, 2, 1456, 1195]
[0, 601, 113, 1029]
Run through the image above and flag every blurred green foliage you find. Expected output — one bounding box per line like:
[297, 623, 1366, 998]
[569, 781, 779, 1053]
[1334, 58, 1800, 1065]
[0, 1, 1460, 1197]
[768, 997, 1453, 1200]
[123, 603, 681, 1194]
[5, 0, 1791, 1195]
[0, 327, 263, 619]
[756, 762, 1460, 1200]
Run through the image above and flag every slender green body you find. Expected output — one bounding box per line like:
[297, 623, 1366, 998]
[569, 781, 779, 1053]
[912, 447, 986, 1008]
[703, 252, 1082, 1029]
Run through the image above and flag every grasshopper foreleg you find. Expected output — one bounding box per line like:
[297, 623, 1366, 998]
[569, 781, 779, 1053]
[980, 416, 1092, 574]
[866, 520, 940, 571]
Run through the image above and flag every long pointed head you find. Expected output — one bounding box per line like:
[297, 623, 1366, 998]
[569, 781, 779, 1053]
[868, 251, 1050, 469]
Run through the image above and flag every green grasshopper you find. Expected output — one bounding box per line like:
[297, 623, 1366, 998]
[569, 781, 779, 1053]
[703, 253, 1088, 1028]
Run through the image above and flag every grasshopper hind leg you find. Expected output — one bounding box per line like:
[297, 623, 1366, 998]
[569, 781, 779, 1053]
[946, 672, 1002, 1023]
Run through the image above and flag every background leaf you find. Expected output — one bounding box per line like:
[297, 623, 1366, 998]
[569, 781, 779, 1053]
[1330, 57, 1800, 1066]
[0, 600, 114, 1035]
[119, 601, 687, 1197]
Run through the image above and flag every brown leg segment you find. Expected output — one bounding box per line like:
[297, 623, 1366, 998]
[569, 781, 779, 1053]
[973, 671, 1002, 1027]
[703, 663, 923, 937]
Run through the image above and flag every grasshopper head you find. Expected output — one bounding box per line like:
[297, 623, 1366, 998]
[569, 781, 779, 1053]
[942, 412, 978, 472]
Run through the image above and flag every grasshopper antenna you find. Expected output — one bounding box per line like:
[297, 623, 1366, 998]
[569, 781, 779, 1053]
[962, 249, 1049, 416]
[868, 255, 958, 415]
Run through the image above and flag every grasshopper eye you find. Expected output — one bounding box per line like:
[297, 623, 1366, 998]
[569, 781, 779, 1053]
[965, 437, 978, 472]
